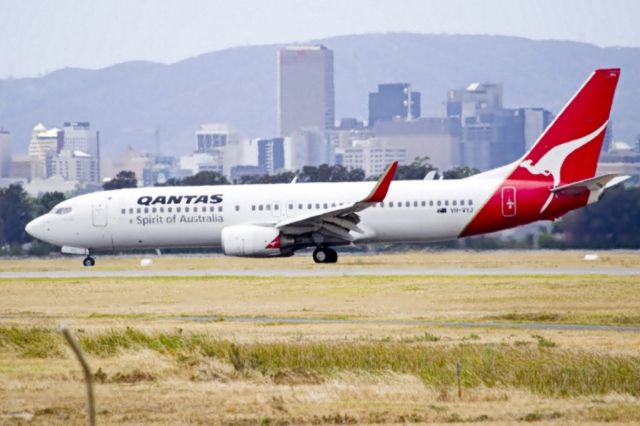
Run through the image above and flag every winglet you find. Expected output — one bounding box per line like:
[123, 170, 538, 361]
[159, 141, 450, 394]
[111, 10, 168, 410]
[362, 161, 398, 203]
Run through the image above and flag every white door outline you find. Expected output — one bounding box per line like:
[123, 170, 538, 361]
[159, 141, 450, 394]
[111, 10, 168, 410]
[92, 198, 108, 227]
[501, 186, 517, 217]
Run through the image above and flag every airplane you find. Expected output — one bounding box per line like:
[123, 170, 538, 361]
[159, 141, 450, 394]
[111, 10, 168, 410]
[26, 68, 628, 266]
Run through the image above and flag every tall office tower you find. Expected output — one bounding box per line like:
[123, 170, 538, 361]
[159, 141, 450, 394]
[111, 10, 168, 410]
[368, 83, 421, 127]
[278, 45, 334, 136]
[28, 123, 63, 179]
[257, 137, 285, 174]
[0, 128, 11, 178]
[195, 124, 238, 153]
[522, 108, 553, 150]
[62, 122, 100, 184]
[446, 82, 527, 170]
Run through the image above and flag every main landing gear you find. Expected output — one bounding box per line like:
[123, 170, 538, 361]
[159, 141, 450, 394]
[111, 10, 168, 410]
[82, 255, 96, 267]
[312, 247, 338, 264]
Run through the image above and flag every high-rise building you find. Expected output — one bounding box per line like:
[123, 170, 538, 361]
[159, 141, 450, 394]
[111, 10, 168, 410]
[196, 124, 238, 152]
[447, 82, 531, 170]
[27, 123, 63, 180]
[522, 108, 553, 150]
[373, 118, 461, 171]
[278, 45, 334, 136]
[342, 139, 407, 177]
[62, 122, 100, 184]
[284, 129, 335, 170]
[368, 83, 421, 126]
[49, 150, 94, 183]
[257, 137, 285, 175]
[0, 128, 11, 178]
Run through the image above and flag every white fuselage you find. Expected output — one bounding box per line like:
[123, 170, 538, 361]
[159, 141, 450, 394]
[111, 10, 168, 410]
[27, 178, 502, 251]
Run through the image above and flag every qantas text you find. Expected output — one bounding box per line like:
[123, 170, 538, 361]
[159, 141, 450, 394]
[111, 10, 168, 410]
[137, 194, 223, 206]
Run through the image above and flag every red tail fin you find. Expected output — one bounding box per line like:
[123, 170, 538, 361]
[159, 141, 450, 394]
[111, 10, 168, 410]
[514, 68, 620, 187]
[460, 69, 621, 237]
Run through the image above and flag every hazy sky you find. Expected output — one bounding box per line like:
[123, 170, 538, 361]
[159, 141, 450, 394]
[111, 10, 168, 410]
[1, 0, 638, 78]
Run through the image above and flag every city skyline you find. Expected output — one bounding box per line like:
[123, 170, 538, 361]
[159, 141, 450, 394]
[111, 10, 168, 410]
[1, 0, 639, 78]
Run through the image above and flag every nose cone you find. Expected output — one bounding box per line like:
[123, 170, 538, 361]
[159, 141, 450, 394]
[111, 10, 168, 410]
[25, 216, 45, 241]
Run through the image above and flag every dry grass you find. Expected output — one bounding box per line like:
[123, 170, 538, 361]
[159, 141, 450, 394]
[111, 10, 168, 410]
[1, 252, 640, 424]
[0, 334, 640, 425]
[1, 274, 639, 326]
[0, 249, 638, 272]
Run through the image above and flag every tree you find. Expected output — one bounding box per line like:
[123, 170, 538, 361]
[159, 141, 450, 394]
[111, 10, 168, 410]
[392, 157, 436, 180]
[553, 186, 640, 248]
[103, 170, 137, 190]
[33, 191, 66, 216]
[0, 184, 33, 245]
[442, 166, 480, 179]
[299, 164, 365, 182]
[179, 171, 229, 186]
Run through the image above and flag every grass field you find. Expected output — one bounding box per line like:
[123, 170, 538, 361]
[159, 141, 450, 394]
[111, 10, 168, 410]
[1, 251, 639, 424]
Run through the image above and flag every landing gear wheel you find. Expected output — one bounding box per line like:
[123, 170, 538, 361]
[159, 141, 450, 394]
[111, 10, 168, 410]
[312, 247, 338, 264]
[83, 256, 95, 267]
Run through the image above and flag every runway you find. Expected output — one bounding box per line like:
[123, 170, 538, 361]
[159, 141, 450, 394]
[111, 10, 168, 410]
[169, 314, 640, 333]
[0, 266, 639, 279]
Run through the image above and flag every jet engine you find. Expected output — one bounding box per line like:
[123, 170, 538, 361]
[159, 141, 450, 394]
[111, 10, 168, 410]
[221, 225, 293, 257]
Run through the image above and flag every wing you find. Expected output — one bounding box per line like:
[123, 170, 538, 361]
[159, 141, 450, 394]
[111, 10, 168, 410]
[275, 161, 398, 242]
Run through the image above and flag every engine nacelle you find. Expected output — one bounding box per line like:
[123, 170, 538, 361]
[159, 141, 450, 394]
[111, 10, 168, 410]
[221, 225, 291, 257]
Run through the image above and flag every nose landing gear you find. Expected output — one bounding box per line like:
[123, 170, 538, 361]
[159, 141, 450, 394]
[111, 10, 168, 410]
[312, 247, 338, 264]
[82, 256, 96, 267]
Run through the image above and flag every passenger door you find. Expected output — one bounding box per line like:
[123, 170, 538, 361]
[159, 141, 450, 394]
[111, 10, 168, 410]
[92, 197, 108, 227]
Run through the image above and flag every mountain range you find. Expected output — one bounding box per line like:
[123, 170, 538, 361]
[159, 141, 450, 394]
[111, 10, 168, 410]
[1, 33, 638, 159]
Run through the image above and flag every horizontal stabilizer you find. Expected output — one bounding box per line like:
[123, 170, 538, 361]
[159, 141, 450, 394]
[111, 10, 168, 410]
[551, 174, 630, 196]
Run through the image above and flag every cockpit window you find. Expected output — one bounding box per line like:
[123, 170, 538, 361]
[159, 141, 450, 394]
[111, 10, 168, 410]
[53, 207, 72, 215]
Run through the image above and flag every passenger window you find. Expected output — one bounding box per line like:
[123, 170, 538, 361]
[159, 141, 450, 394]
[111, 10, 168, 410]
[121, 209, 125, 214]
[461, 200, 465, 206]
[168, 207, 172, 213]
[413, 201, 418, 207]
[469, 199, 473, 206]
[218, 206, 223, 212]
[389, 201, 394, 208]
[429, 201, 434, 207]
[235, 205, 240, 211]
[177, 207, 181, 213]
[307, 203, 312, 209]
[152, 207, 157, 213]
[252, 205, 256, 211]
[137, 208, 141, 214]
[298, 203, 303, 209]
[160, 207, 164, 213]
[288, 204, 293, 210]
[185, 207, 190, 213]
[323, 203, 328, 209]
[193, 207, 198, 213]
[452, 200, 457, 206]
[274, 204, 279, 210]
[405, 201, 410, 207]
[445, 200, 449, 206]
[421, 201, 426, 207]
[266, 204, 271, 211]
[315, 203, 320, 209]
[129, 208, 133, 214]
[437, 201, 441, 206]
[144, 208, 149, 213]
[331, 203, 336, 207]
[258, 205, 263, 211]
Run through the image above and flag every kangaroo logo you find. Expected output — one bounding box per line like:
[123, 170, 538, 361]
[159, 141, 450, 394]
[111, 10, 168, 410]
[519, 121, 608, 213]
